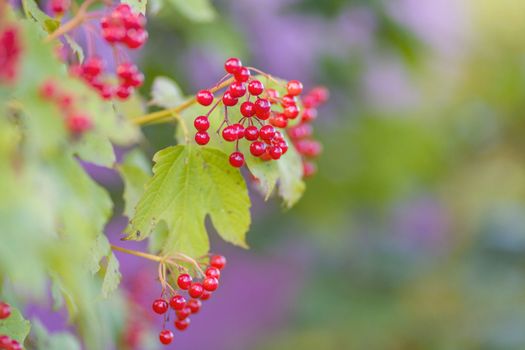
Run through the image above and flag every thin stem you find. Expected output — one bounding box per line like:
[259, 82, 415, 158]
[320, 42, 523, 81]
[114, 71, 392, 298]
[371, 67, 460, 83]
[171, 112, 189, 143]
[45, 0, 97, 43]
[110, 244, 163, 263]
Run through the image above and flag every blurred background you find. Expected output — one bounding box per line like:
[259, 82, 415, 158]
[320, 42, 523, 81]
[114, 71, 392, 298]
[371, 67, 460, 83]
[27, 0, 525, 349]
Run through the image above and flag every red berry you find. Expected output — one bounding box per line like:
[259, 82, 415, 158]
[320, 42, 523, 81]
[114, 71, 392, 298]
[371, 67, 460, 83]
[303, 161, 317, 177]
[248, 80, 264, 95]
[187, 299, 202, 313]
[229, 82, 246, 98]
[195, 131, 210, 145]
[301, 108, 318, 123]
[288, 124, 313, 139]
[125, 72, 144, 87]
[222, 91, 238, 106]
[174, 318, 191, 331]
[188, 283, 204, 298]
[177, 273, 192, 290]
[310, 86, 329, 104]
[152, 299, 168, 314]
[102, 27, 126, 43]
[232, 123, 245, 139]
[269, 146, 283, 160]
[281, 94, 297, 107]
[82, 56, 104, 77]
[295, 140, 322, 157]
[117, 62, 138, 81]
[234, 67, 250, 82]
[224, 57, 242, 74]
[159, 329, 173, 345]
[176, 307, 191, 320]
[269, 114, 288, 128]
[205, 266, 221, 279]
[58, 94, 74, 109]
[250, 141, 266, 156]
[39, 80, 56, 99]
[50, 0, 70, 15]
[9, 339, 22, 350]
[0, 303, 10, 319]
[100, 84, 114, 100]
[203, 277, 219, 291]
[229, 152, 244, 168]
[283, 105, 299, 119]
[266, 89, 280, 103]
[194, 115, 210, 131]
[169, 295, 186, 311]
[259, 125, 276, 141]
[115, 3, 132, 13]
[240, 101, 255, 117]
[200, 290, 212, 301]
[222, 125, 237, 142]
[286, 80, 303, 96]
[124, 28, 148, 49]
[210, 255, 227, 269]
[278, 140, 288, 154]
[196, 90, 214, 106]
[116, 85, 133, 99]
[66, 114, 92, 134]
[0, 335, 10, 347]
[244, 126, 259, 141]
[254, 98, 271, 119]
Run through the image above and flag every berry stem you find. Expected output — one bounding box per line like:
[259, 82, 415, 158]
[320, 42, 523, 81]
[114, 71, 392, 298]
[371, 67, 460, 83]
[111, 244, 163, 263]
[132, 77, 235, 125]
[45, 0, 98, 43]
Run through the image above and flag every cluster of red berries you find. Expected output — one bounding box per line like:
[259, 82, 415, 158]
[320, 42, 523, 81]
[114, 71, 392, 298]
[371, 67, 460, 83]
[193, 57, 309, 168]
[70, 57, 143, 100]
[153, 255, 226, 346]
[100, 4, 148, 49]
[0, 302, 22, 350]
[0, 25, 21, 84]
[288, 86, 329, 177]
[39, 79, 92, 135]
[49, 0, 70, 16]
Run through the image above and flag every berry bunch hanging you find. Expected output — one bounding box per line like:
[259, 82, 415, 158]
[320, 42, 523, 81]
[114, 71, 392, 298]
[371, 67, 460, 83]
[0, 302, 22, 350]
[0, 25, 21, 84]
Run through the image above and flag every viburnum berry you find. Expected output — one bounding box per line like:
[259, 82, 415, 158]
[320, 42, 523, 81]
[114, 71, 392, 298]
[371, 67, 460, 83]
[224, 57, 242, 74]
[250, 141, 266, 156]
[254, 98, 271, 119]
[170, 295, 186, 311]
[222, 91, 238, 107]
[176, 307, 191, 320]
[0, 302, 11, 319]
[281, 94, 297, 107]
[278, 140, 288, 154]
[232, 123, 245, 139]
[269, 114, 288, 128]
[152, 299, 169, 314]
[174, 318, 191, 331]
[9, 339, 22, 350]
[288, 124, 313, 139]
[259, 125, 276, 141]
[200, 290, 212, 301]
[82, 56, 104, 77]
[39, 80, 56, 99]
[222, 125, 237, 142]
[301, 108, 318, 123]
[159, 329, 174, 345]
[50, 0, 71, 15]
[124, 28, 148, 49]
[194, 115, 210, 131]
[240, 101, 255, 117]
[116, 85, 133, 100]
[229, 81, 246, 98]
[248, 80, 264, 95]
[283, 105, 299, 119]
[0, 26, 22, 84]
[303, 161, 317, 177]
[234, 67, 250, 83]
[117, 62, 138, 81]
[286, 80, 303, 96]
[310, 86, 330, 104]
[210, 255, 227, 270]
[195, 131, 210, 145]
[177, 273, 192, 290]
[66, 114, 92, 135]
[229, 152, 244, 168]
[196, 90, 214, 106]
[268, 146, 283, 160]
[205, 266, 221, 279]
[0, 335, 10, 347]
[244, 126, 259, 141]
[203, 277, 219, 292]
[188, 283, 204, 298]
[187, 299, 202, 314]
[266, 89, 280, 103]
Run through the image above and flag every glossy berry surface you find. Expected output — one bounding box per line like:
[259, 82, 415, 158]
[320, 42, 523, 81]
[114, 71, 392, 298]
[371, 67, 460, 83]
[224, 57, 242, 74]
[0, 302, 11, 319]
[196, 90, 214, 106]
[195, 131, 210, 145]
[188, 283, 204, 298]
[210, 255, 227, 269]
[177, 273, 192, 290]
[170, 295, 186, 311]
[152, 299, 168, 314]
[174, 318, 190, 331]
[194, 115, 210, 131]
[176, 307, 191, 320]
[205, 266, 221, 279]
[248, 80, 264, 95]
[250, 141, 266, 156]
[203, 277, 219, 291]
[187, 299, 202, 313]
[229, 152, 244, 168]
[286, 80, 303, 96]
[159, 329, 174, 345]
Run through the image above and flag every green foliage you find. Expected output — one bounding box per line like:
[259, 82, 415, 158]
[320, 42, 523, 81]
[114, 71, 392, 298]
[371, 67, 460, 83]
[165, 0, 216, 22]
[31, 320, 81, 350]
[117, 149, 152, 218]
[101, 253, 122, 298]
[125, 145, 251, 257]
[21, 0, 60, 33]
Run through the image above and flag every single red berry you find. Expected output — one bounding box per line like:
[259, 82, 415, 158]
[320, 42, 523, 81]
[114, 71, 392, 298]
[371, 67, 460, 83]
[0, 335, 10, 347]
[234, 67, 250, 82]
[259, 125, 276, 141]
[210, 255, 227, 269]
[203, 277, 219, 291]
[303, 161, 317, 177]
[174, 318, 191, 331]
[281, 94, 297, 107]
[229, 81, 246, 98]
[152, 299, 169, 314]
[39, 80, 56, 100]
[124, 13, 146, 30]
[194, 115, 210, 131]
[244, 126, 259, 141]
[176, 307, 191, 320]
[9, 339, 22, 350]
[278, 140, 288, 154]
[116, 85, 133, 99]
[125, 72, 144, 87]
[102, 26, 126, 43]
[269, 114, 288, 128]
[266, 89, 280, 103]
[269, 146, 283, 160]
[159, 329, 174, 345]
[248, 80, 264, 95]
[124, 28, 148, 49]
[301, 108, 318, 123]
[67, 114, 92, 134]
[286, 80, 303, 96]
[177, 273, 192, 290]
[115, 3, 132, 13]
[0, 303, 10, 319]
[195, 131, 210, 145]
[189, 283, 204, 298]
[50, 0, 70, 15]
[100, 84, 114, 100]
[250, 141, 266, 156]
[240, 101, 255, 117]
[117, 62, 138, 81]
[205, 266, 221, 279]
[310, 86, 329, 104]
[169, 295, 186, 311]
[187, 299, 202, 313]
[224, 57, 242, 74]
[82, 56, 104, 77]
[254, 98, 271, 119]
[58, 94, 74, 109]
[283, 105, 299, 119]
[229, 152, 244, 168]
[222, 125, 237, 142]
[200, 290, 212, 301]
[295, 140, 322, 157]
[196, 90, 214, 106]
[222, 91, 238, 106]
[232, 123, 245, 139]
[288, 124, 313, 139]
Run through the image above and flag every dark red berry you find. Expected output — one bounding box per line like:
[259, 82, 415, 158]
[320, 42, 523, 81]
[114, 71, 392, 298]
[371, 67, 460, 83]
[124, 28, 148, 49]
[174, 318, 191, 331]
[278, 140, 288, 154]
[195, 131, 210, 145]
[286, 80, 303, 96]
[0, 303, 10, 319]
[188, 283, 204, 298]
[250, 141, 266, 156]
[152, 299, 169, 314]
[248, 80, 264, 95]
[116, 85, 133, 99]
[281, 94, 297, 107]
[117, 62, 138, 81]
[169, 295, 186, 311]
[194, 115, 210, 131]
[196, 90, 214, 106]
[234, 67, 250, 82]
[159, 329, 174, 345]
[259, 125, 276, 141]
[222, 125, 237, 142]
[203, 277, 219, 291]
[125, 72, 144, 87]
[254, 98, 271, 119]
[240, 101, 255, 117]
[176, 307, 191, 320]
[102, 26, 126, 43]
[269, 146, 283, 160]
[222, 91, 238, 106]
[187, 299, 202, 313]
[100, 84, 114, 100]
[229, 81, 246, 98]
[229, 152, 244, 168]
[200, 290, 212, 301]
[82, 57, 104, 77]
[244, 126, 259, 141]
[232, 123, 245, 139]
[205, 266, 221, 279]
[210, 255, 227, 269]
[224, 57, 242, 74]
[177, 273, 192, 290]
[283, 105, 299, 119]
[269, 114, 288, 128]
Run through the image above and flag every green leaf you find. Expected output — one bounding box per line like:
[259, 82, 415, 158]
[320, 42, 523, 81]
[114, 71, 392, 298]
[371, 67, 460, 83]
[73, 133, 116, 168]
[125, 145, 250, 257]
[101, 252, 121, 298]
[87, 235, 111, 275]
[0, 307, 31, 343]
[31, 319, 81, 350]
[122, 0, 148, 14]
[117, 149, 152, 218]
[21, 0, 60, 33]
[167, 0, 216, 22]
[150, 76, 185, 108]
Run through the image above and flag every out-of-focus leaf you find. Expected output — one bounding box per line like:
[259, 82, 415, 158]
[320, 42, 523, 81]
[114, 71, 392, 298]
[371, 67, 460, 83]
[0, 307, 30, 343]
[21, 0, 60, 33]
[117, 149, 152, 218]
[73, 133, 116, 168]
[101, 252, 121, 298]
[31, 319, 81, 350]
[121, 0, 148, 14]
[167, 0, 215, 22]
[150, 76, 185, 108]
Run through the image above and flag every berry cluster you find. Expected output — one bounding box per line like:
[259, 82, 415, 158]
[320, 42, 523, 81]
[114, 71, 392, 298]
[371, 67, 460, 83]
[193, 57, 309, 168]
[0, 25, 21, 85]
[39, 79, 92, 135]
[288, 86, 329, 177]
[152, 255, 226, 346]
[0, 301, 22, 350]
[100, 4, 148, 49]
[49, 0, 70, 16]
